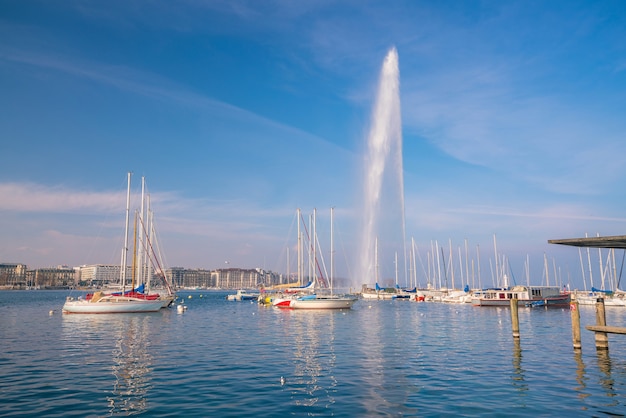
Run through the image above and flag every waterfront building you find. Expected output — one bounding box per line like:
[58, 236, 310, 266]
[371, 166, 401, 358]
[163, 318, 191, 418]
[0, 263, 27, 288]
[163, 267, 283, 289]
[1, 261, 285, 290]
[76, 264, 132, 287]
[27, 266, 76, 289]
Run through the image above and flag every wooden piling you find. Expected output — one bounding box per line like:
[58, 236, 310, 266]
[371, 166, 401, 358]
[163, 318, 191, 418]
[510, 297, 520, 339]
[594, 298, 609, 351]
[570, 300, 581, 350]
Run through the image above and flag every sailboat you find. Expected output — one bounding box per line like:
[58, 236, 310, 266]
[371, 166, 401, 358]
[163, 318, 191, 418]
[275, 208, 357, 309]
[62, 173, 166, 314]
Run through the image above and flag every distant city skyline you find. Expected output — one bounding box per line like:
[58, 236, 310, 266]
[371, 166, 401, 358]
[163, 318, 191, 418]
[2, 2, 626, 290]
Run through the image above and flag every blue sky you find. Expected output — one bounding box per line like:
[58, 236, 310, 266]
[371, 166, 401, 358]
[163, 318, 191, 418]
[1, 1, 626, 290]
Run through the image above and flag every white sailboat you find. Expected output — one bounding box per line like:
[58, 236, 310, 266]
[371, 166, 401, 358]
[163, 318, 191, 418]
[289, 208, 357, 309]
[62, 173, 165, 314]
[274, 208, 356, 309]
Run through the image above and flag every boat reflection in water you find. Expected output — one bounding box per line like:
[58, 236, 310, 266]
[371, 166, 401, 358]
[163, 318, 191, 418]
[62, 313, 157, 416]
[107, 315, 153, 415]
[286, 310, 332, 409]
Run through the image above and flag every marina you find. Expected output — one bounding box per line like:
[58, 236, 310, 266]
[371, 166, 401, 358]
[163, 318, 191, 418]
[3, 6, 626, 417]
[3, 289, 626, 416]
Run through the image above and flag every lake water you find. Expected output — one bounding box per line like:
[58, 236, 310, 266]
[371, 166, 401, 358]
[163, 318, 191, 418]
[1, 290, 626, 417]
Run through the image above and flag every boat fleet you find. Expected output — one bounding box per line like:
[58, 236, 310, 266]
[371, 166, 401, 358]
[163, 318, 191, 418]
[60, 176, 624, 314]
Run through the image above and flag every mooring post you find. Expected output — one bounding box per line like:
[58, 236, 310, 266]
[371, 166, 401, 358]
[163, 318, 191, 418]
[594, 298, 609, 351]
[510, 297, 520, 339]
[570, 300, 581, 350]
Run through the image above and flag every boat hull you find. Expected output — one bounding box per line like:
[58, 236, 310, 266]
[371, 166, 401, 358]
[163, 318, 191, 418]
[471, 285, 570, 308]
[290, 297, 357, 309]
[226, 290, 259, 301]
[472, 295, 570, 307]
[62, 296, 164, 314]
[159, 294, 176, 308]
[272, 297, 294, 308]
[361, 291, 395, 300]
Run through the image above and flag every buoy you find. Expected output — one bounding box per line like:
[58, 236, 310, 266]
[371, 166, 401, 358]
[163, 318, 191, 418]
[49, 310, 54, 315]
[280, 376, 286, 385]
[188, 295, 192, 299]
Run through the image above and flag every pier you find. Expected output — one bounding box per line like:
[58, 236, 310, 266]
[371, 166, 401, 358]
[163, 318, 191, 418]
[583, 297, 626, 350]
[549, 234, 626, 351]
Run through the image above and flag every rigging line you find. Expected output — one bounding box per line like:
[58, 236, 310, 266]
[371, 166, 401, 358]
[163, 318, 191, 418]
[298, 210, 327, 287]
[136, 209, 173, 293]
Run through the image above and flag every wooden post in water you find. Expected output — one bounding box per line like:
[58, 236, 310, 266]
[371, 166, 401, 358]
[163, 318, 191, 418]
[510, 297, 520, 339]
[570, 300, 581, 350]
[594, 298, 609, 351]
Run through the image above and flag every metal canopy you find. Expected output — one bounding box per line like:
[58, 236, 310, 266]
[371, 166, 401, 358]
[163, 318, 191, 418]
[548, 235, 626, 249]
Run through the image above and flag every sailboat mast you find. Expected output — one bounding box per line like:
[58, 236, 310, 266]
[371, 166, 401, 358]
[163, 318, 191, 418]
[493, 234, 499, 287]
[120, 172, 132, 291]
[586, 235, 594, 289]
[411, 237, 416, 288]
[146, 195, 153, 291]
[131, 210, 138, 291]
[136, 176, 145, 287]
[313, 208, 317, 288]
[395, 251, 398, 289]
[297, 208, 302, 285]
[330, 207, 334, 295]
[476, 244, 482, 289]
[375, 236, 379, 285]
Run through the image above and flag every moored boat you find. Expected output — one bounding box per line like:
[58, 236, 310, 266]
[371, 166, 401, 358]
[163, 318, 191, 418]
[62, 292, 163, 314]
[271, 208, 357, 310]
[471, 285, 570, 307]
[226, 289, 260, 301]
[62, 172, 174, 314]
[289, 294, 357, 309]
[361, 285, 397, 300]
[573, 289, 626, 307]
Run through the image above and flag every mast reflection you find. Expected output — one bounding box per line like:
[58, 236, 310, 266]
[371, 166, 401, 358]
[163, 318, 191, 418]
[107, 315, 153, 416]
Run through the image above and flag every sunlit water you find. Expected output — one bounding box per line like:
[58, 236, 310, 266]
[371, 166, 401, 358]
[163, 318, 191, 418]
[1, 290, 626, 417]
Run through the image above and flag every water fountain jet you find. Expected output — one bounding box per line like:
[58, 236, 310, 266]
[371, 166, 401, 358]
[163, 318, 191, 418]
[356, 47, 406, 290]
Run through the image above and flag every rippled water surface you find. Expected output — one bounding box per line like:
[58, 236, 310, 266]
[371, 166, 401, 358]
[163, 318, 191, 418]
[1, 290, 626, 417]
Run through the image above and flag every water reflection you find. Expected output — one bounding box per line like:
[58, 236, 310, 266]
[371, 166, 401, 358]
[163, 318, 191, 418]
[62, 314, 156, 416]
[573, 351, 589, 399]
[285, 310, 337, 410]
[355, 302, 420, 416]
[511, 339, 528, 395]
[359, 303, 389, 414]
[595, 350, 617, 399]
[107, 316, 153, 416]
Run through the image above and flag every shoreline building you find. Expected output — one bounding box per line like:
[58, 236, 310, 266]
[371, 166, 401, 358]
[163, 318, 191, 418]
[0, 263, 27, 288]
[165, 267, 283, 289]
[76, 264, 132, 288]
